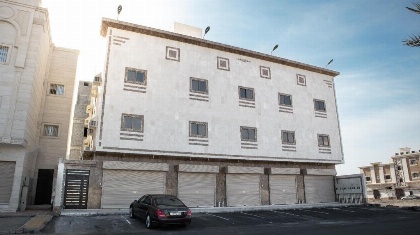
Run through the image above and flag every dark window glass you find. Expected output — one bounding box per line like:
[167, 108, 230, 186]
[366, 177, 371, 181]
[385, 175, 391, 180]
[239, 88, 254, 100]
[190, 122, 207, 137]
[282, 131, 295, 144]
[83, 127, 88, 137]
[314, 100, 326, 111]
[127, 70, 145, 83]
[143, 196, 151, 205]
[155, 196, 184, 206]
[318, 135, 330, 147]
[241, 127, 256, 141]
[122, 115, 143, 132]
[191, 79, 207, 93]
[280, 94, 292, 106]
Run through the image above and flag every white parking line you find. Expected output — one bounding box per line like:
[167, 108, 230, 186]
[241, 212, 266, 219]
[125, 219, 131, 224]
[206, 213, 230, 221]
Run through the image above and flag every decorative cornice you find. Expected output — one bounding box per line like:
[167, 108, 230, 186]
[101, 18, 340, 77]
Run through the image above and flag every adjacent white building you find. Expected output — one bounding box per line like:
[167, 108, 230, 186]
[68, 18, 343, 209]
[0, 0, 78, 211]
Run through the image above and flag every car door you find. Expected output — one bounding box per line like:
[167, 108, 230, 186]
[138, 196, 151, 219]
[132, 196, 145, 217]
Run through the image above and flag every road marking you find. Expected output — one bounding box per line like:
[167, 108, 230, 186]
[241, 212, 265, 219]
[126, 219, 131, 224]
[206, 213, 230, 221]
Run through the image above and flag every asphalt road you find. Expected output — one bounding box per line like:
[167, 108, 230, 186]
[40, 206, 420, 235]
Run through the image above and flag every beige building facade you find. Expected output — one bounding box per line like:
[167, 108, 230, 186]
[359, 147, 420, 200]
[0, 0, 78, 211]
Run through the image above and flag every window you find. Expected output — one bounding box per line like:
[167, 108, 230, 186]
[318, 134, 330, 147]
[121, 114, 144, 132]
[365, 176, 371, 181]
[239, 87, 254, 101]
[43, 124, 59, 137]
[385, 175, 391, 180]
[241, 126, 257, 141]
[314, 99, 326, 112]
[125, 68, 147, 85]
[282, 131, 295, 145]
[166, 46, 180, 61]
[410, 159, 417, 165]
[217, 57, 229, 71]
[260, 66, 271, 79]
[190, 121, 207, 138]
[413, 173, 419, 179]
[279, 93, 292, 106]
[190, 78, 208, 94]
[297, 74, 306, 86]
[49, 84, 64, 95]
[0, 45, 10, 63]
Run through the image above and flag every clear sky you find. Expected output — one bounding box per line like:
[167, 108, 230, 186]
[42, 0, 420, 175]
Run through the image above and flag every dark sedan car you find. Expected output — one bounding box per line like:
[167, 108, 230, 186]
[129, 194, 192, 229]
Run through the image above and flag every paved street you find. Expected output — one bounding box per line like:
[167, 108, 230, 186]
[41, 206, 420, 235]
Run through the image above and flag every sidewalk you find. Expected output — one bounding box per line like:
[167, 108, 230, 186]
[0, 210, 53, 234]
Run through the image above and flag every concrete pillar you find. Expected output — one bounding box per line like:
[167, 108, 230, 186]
[53, 159, 64, 215]
[166, 164, 178, 196]
[260, 174, 269, 205]
[390, 164, 396, 183]
[379, 166, 385, 183]
[296, 175, 305, 203]
[370, 167, 376, 184]
[402, 158, 411, 183]
[215, 167, 226, 207]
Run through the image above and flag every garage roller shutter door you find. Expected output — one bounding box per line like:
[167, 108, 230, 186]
[226, 174, 260, 206]
[305, 175, 335, 203]
[0, 161, 16, 203]
[102, 170, 166, 208]
[178, 173, 215, 207]
[270, 175, 297, 205]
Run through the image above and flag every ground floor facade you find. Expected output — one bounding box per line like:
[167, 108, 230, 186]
[54, 153, 340, 212]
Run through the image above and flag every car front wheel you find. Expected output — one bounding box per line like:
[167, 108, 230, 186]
[145, 214, 154, 229]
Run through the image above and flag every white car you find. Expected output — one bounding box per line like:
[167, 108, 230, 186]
[401, 195, 420, 200]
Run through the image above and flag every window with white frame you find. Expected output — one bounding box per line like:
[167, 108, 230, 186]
[0, 45, 11, 63]
[279, 93, 292, 106]
[297, 74, 306, 86]
[282, 130, 295, 145]
[260, 66, 271, 79]
[413, 172, 419, 179]
[166, 46, 180, 61]
[43, 124, 59, 137]
[317, 134, 330, 147]
[410, 159, 417, 166]
[241, 126, 257, 142]
[190, 78, 208, 94]
[314, 99, 326, 112]
[217, 57, 229, 71]
[125, 68, 147, 85]
[49, 84, 64, 95]
[121, 114, 144, 132]
[190, 121, 208, 138]
[239, 86, 254, 101]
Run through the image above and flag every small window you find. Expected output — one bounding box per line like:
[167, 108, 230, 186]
[260, 66, 271, 79]
[125, 68, 147, 85]
[297, 74, 306, 86]
[0, 45, 10, 63]
[83, 127, 88, 137]
[397, 166, 402, 171]
[121, 114, 144, 132]
[239, 87, 254, 101]
[318, 134, 330, 147]
[410, 159, 417, 165]
[314, 99, 326, 112]
[282, 131, 295, 145]
[49, 84, 64, 95]
[241, 126, 257, 142]
[43, 124, 59, 137]
[83, 82, 89, 86]
[166, 46, 180, 61]
[190, 121, 208, 138]
[413, 172, 419, 179]
[279, 93, 292, 106]
[385, 175, 391, 180]
[217, 57, 229, 71]
[190, 78, 208, 94]
[365, 176, 371, 181]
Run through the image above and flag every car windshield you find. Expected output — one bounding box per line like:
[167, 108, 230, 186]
[155, 197, 185, 206]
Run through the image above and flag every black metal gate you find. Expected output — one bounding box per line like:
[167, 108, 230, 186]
[64, 169, 90, 209]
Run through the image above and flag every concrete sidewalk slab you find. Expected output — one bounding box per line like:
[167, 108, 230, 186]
[0, 210, 53, 234]
[61, 203, 363, 216]
[20, 214, 53, 233]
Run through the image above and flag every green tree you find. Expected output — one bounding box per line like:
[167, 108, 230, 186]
[403, 3, 420, 47]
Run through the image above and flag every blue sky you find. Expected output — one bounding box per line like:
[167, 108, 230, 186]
[43, 0, 420, 175]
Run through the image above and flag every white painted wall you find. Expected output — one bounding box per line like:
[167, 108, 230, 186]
[96, 27, 343, 164]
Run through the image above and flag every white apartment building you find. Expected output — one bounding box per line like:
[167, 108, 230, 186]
[70, 18, 343, 209]
[0, 0, 78, 211]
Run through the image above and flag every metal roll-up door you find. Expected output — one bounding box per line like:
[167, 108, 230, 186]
[102, 170, 166, 208]
[226, 174, 260, 206]
[178, 173, 215, 207]
[270, 175, 297, 205]
[304, 175, 335, 203]
[0, 161, 16, 203]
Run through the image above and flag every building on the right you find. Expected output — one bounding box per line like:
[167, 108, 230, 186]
[359, 147, 420, 200]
